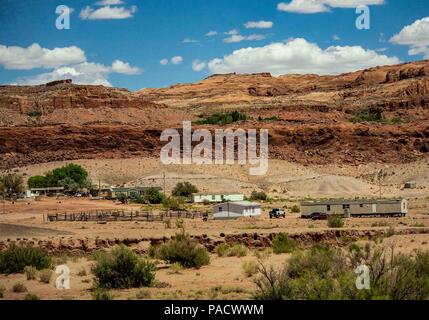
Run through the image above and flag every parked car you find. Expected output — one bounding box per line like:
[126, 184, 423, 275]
[269, 208, 286, 219]
[310, 212, 328, 220]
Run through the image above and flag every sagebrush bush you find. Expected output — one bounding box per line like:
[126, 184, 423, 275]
[327, 215, 344, 228]
[0, 245, 52, 274]
[255, 244, 429, 300]
[272, 233, 297, 254]
[24, 266, 37, 280]
[227, 244, 248, 257]
[157, 231, 210, 269]
[12, 282, 27, 293]
[242, 261, 259, 277]
[136, 289, 151, 300]
[92, 245, 156, 289]
[24, 293, 40, 300]
[91, 288, 113, 300]
[38, 269, 53, 284]
[214, 243, 230, 257]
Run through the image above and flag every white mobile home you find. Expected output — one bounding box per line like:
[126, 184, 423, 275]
[213, 201, 261, 220]
[300, 198, 408, 218]
[193, 193, 244, 203]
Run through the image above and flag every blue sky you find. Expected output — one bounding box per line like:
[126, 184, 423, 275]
[0, 0, 428, 90]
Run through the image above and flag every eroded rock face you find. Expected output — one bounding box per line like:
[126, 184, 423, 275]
[0, 228, 427, 254]
[1, 60, 429, 169]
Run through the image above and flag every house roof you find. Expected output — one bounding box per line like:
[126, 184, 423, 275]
[301, 198, 405, 206]
[214, 201, 261, 207]
[193, 192, 243, 196]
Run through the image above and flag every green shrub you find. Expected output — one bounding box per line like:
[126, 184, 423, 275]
[92, 245, 156, 289]
[38, 269, 52, 284]
[290, 205, 300, 213]
[144, 188, 165, 204]
[157, 231, 210, 269]
[242, 261, 259, 277]
[12, 282, 27, 293]
[272, 233, 297, 254]
[227, 244, 248, 257]
[250, 190, 268, 201]
[195, 111, 248, 125]
[327, 215, 344, 228]
[24, 266, 37, 280]
[0, 245, 52, 274]
[162, 197, 184, 211]
[24, 293, 40, 300]
[116, 193, 128, 204]
[214, 243, 230, 257]
[92, 288, 114, 300]
[172, 182, 198, 198]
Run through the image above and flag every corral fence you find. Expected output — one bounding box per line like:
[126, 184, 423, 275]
[46, 209, 210, 222]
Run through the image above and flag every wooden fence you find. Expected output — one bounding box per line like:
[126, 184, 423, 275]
[46, 209, 210, 222]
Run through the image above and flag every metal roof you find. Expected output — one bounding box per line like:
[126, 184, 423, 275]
[301, 198, 405, 206]
[214, 201, 261, 207]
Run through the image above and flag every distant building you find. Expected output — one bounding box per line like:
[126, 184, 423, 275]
[109, 187, 161, 199]
[192, 192, 244, 203]
[404, 181, 417, 189]
[30, 187, 65, 196]
[213, 201, 261, 220]
[300, 198, 408, 218]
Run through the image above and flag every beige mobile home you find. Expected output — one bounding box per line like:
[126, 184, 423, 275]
[192, 192, 244, 203]
[300, 198, 407, 218]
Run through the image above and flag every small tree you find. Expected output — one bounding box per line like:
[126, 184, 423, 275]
[172, 182, 198, 198]
[144, 188, 164, 204]
[27, 175, 48, 189]
[0, 173, 24, 197]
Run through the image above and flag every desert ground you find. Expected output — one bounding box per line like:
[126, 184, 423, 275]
[0, 160, 428, 300]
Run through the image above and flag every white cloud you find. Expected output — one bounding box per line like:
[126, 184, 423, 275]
[111, 59, 141, 74]
[244, 21, 273, 29]
[0, 43, 86, 70]
[390, 17, 429, 58]
[205, 31, 218, 37]
[224, 33, 266, 43]
[16, 59, 141, 86]
[171, 56, 183, 64]
[277, 0, 385, 14]
[192, 60, 206, 72]
[95, 0, 124, 5]
[182, 38, 198, 43]
[225, 29, 240, 35]
[208, 38, 400, 76]
[160, 58, 169, 66]
[79, 4, 137, 20]
[333, 34, 341, 41]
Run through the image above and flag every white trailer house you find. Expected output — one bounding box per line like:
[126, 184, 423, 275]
[193, 193, 244, 203]
[300, 198, 408, 218]
[213, 201, 261, 220]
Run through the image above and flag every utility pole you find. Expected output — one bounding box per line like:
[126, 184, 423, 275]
[2, 188, 6, 215]
[163, 172, 166, 197]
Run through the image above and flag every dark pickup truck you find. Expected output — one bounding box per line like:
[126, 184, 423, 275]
[269, 208, 286, 219]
